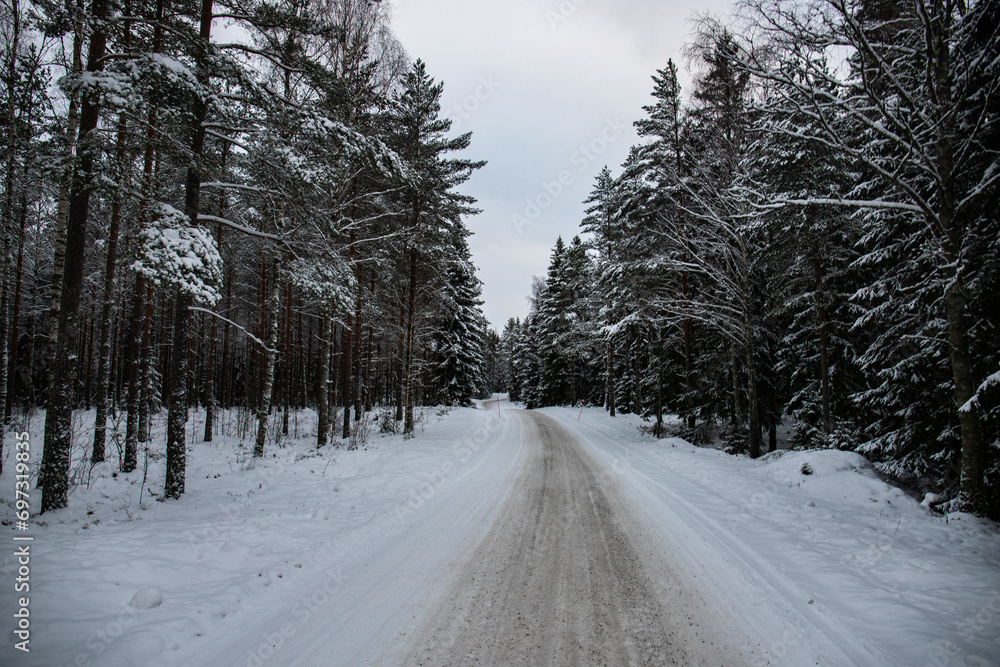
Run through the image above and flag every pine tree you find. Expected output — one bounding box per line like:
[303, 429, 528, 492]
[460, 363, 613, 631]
[429, 230, 487, 406]
[384, 59, 484, 432]
[739, 0, 1000, 510]
[535, 237, 573, 405]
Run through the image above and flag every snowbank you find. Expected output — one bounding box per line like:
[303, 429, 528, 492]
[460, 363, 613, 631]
[547, 406, 1000, 667]
[0, 404, 517, 666]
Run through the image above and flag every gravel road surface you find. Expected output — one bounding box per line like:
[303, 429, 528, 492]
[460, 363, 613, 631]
[403, 410, 745, 666]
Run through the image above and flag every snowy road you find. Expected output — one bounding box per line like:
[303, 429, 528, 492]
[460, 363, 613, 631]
[402, 410, 742, 665]
[8, 400, 998, 666]
[188, 403, 749, 667]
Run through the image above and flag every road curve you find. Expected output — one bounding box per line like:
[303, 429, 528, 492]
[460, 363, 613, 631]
[400, 410, 744, 666]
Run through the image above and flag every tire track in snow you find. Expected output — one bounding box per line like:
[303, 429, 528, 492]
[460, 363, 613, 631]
[401, 410, 743, 666]
[554, 411, 877, 666]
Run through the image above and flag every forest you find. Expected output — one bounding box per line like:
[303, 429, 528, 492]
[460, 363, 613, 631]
[0, 0, 497, 514]
[504, 0, 1000, 518]
[1, 0, 998, 522]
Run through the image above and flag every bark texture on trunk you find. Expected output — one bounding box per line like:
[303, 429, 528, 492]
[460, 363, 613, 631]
[163, 292, 191, 498]
[164, 0, 213, 498]
[254, 269, 281, 458]
[0, 0, 21, 430]
[947, 282, 985, 513]
[342, 313, 352, 440]
[606, 315, 615, 418]
[203, 297, 218, 442]
[316, 312, 331, 448]
[812, 239, 831, 435]
[403, 249, 417, 433]
[6, 188, 28, 422]
[91, 111, 128, 463]
[41, 0, 108, 512]
[36, 14, 81, 492]
[123, 277, 145, 471]
[746, 335, 761, 459]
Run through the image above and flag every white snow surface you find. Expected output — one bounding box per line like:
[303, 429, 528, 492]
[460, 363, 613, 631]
[2, 401, 999, 666]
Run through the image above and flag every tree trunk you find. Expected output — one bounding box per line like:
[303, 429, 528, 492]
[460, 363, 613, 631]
[931, 24, 985, 514]
[163, 292, 191, 499]
[363, 322, 374, 413]
[812, 238, 831, 434]
[331, 323, 339, 435]
[281, 282, 291, 436]
[632, 327, 641, 414]
[746, 336, 761, 459]
[253, 268, 281, 458]
[395, 289, 405, 422]
[122, 0, 162, 468]
[947, 281, 985, 513]
[0, 0, 22, 440]
[353, 296, 363, 423]
[403, 249, 418, 433]
[84, 316, 95, 410]
[138, 283, 154, 442]
[43, 23, 84, 447]
[316, 311, 331, 447]
[40, 0, 109, 512]
[655, 331, 663, 437]
[606, 313, 615, 418]
[220, 265, 232, 408]
[729, 341, 742, 427]
[5, 190, 27, 422]
[26, 239, 41, 408]
[91, 111, 128, 463]
[123, 277, 144, 471]
[254, 260, 267, 405]
[164, 0, 214, 499]
[342, 314, 352, 439]
[202, 291, 218, 441]
[5, 159, 34, 422]
[296, 297, 305, 409]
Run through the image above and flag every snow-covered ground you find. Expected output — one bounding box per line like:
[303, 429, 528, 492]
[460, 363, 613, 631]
[546, 406, 1000, 667]
[2, 400, 999, 666]
[0, 403, 525, 666]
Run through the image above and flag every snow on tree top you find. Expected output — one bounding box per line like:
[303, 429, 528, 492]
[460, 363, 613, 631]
[133, 203, 222, 305]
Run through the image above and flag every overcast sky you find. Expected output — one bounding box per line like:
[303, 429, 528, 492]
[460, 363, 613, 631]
[391, 0, 735, 331]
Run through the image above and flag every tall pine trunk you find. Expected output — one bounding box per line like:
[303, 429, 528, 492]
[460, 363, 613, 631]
[253, 267, 280, 458]
[281, 282, 291, 436]
[164, 0, 213, 499]
[41, 0, 109, 512]
[812, 238, 832, 435]
[220, 265, 231, 409]
[91, 111, 128, 463]
[403, 249, 417, 433]
[353, 297, 363, 423]
[163, 292, 191, 498]
[6, 187, 28, 421]
[395, 290, 405, 422]
[745, 334, 761, 459]
[37, 17, 82, 493]
[202, 289, 218, 441]
[0, 0, 22, 438]
[0, 0, 21, 470]
[316, 311, 331, 447]
[137, 283, 154, 443]
[342, 315, 352, 439]
[123, 0, 162, 469]
[932, 24, 984, 514]
[606, 315, 615, 417]
[123, 277, 144, 471]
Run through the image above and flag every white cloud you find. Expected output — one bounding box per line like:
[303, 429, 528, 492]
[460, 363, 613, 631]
[392, 0, 735, 329]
